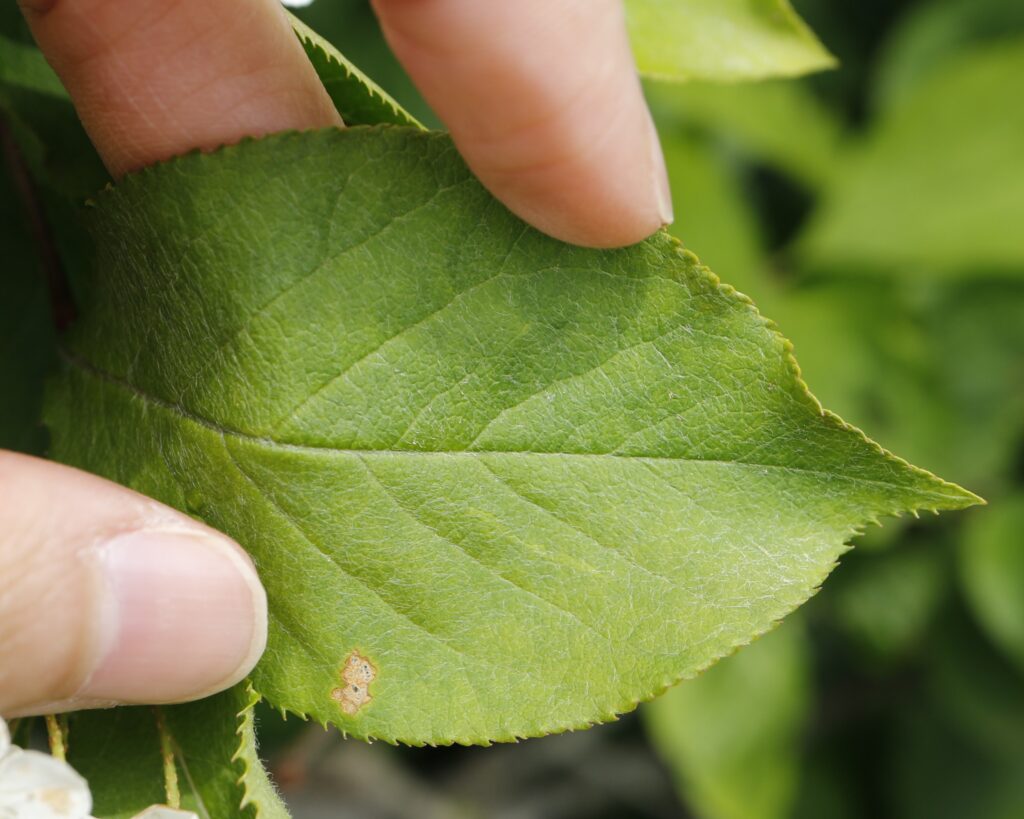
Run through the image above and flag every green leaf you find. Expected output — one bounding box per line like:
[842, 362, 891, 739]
[45, 127, 978, 745]
[644, 619, 810, 819]
[0, 34, 104, 308]
[926, 610, 1024, 758]
[803, 38, 1024, 277]
[891, 613, 1024, 819]
[168, 686, 290, 819]
[828, 544, 948, 666]
[289, 0, 438, 129]
[874, 0, 1024, 112]
[769, 281, 1024, 493]
[67, 684, 288, 819]
[626, 0, 836, 83]
[0, 3, 31, 43]
[646, 77, 842, 188]
[0, 34, 66, 98]
[67, 709, 165, 818]
[289, 13, 421, 128]
[0, 36, 109, 201]
[960, 495, 1024, 674]
[893, 699, 1024, 819]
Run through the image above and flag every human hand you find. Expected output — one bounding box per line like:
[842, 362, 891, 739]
[21, 0, 671, 247]
[2, 0, 671, 718]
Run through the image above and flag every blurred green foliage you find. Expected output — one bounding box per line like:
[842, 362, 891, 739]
[803, 37, 1024, 277]
[1, 0, 1021, 816]
[644, 620, 811, 819]
[624, 0, 836, 82]
[642, 0, 1024, 816]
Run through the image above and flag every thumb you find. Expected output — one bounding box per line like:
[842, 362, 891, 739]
[0, 452, 267, 717]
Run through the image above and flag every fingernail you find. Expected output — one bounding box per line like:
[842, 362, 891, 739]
[79, 529, 267, 704]
[646, 113, 673, 228]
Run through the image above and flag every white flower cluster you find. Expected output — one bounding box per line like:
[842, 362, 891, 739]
[0, 718, 198, 819]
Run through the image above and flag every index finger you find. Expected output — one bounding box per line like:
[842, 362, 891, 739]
[19, 0, 340, 177]
[372, 0, 673, 247]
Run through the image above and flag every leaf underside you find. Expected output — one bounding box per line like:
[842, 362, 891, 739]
[46, 127, 977, 746]
[289, 13, 422, 129]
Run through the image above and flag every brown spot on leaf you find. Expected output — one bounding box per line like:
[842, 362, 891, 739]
[331, 651, 376, 715]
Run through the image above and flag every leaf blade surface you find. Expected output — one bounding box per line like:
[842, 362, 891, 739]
[46, 127, 977, 745]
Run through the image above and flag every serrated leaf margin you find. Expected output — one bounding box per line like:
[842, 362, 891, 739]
[233, 684, 291, 819]
[289, 13, 423, 129]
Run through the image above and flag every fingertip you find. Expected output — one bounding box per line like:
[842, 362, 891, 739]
[77, 527, 267, 706]
[0, 454, 267, 717]
[480, 107, 674, 248]
[374, 0, 672, 248]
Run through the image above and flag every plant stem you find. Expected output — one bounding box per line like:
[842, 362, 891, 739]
[44, 713, 66, 761]
[154, 708, 182, 809]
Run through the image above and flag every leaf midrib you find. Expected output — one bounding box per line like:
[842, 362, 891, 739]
[61, 348, 967, 505]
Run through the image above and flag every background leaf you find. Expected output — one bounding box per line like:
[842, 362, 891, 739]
[0, 28, 108, 311]
[654, 127, 765, 296]
[626, 0, 836, 82]
[643, 619, 810, 819]
[959, 494, 1024, 675]
[826, 542, 948, 667]
[289, 12, 421, 128]
[771, 282, 1024, 494]
[890, 611, 1024, 819]
[873, 0, 1024, 112]
[67, 685, 288, 819]
[0, 34, 107, 201]
[646, 77, 842, 189]
[0, 33, 65, 98]
[802, 37, 1024, 278]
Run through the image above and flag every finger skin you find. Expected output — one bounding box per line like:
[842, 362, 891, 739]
[18, 0, 341, 177]
[0, 452, 267, 717]
[23, 0, 669, 247]
[372, 0, 672, 247]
